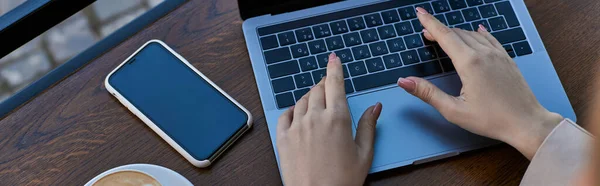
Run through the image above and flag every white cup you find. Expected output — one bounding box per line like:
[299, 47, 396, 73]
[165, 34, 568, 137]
[85, 164, 193, 186]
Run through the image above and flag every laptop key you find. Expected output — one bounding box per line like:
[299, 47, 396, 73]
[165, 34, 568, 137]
[366, 57, 385, 72]
[330, 20, 349, 35]
[312, 69, 327, 83]
[446, 11, 465, 25]
[369, 41, 389, 56]
[313, 24, 332, 38]
[276, 92, 295, 108]
[343, 32, 362, 47]
[360, 28, 379, 43]
[290, 43, 309, 58]
[342, 65, 350, 78]
[440, 58, 455, 72]
[387, 38, 407, 52]
[307, 39, 327, 54]
[513, 41, 532, 56]
[448, 0, 467, 9]
[401, 50, 421, 65]
[503, 45, 516, 58]
[382, 53, 402, 68]
[295, 28, 314, 42]
[294, 73, 314, 88]
[405, 34, 424, 49]
[377, 25, 397, 39]
[488, 16, 508, 31]
[277, 31, 296, 46]
[432, 1, 451, 13]
[462, 8, 481, 22]
[345, 79, 355, 94]
[293, 88, 310, 101]
[435, 14, 448, 26]
[415, 3, 434, 15]
[364, 13, 384, 27]
[471, 20, 490, 31]
[268, 60, 300, 79]
[423, 35, 435, 46]
[478, 4, 498, 18]
[484, 0, 501, 3]
[347, 17, 366, 31]
[455, 23, 473, 31]
[272, 77, 295, 93]
[326, 36, 345, 51]
[434, 44, 448, 57]
[317, 53, 330, 68]
[466, 0, 483, 6]
[348, 61, 367, 76]
[398, 7, 417, 20]
[418, 46, 438, 61]
[491, 27, 526, 44]
[495, 1, 520, 27]
[381, 9, 400, 24]
[336, 49, 354, 63]
[394, 21, 414, 36]
[352, 60, 443, 91]
[352, 45, 371, 60]
[264, 47, 291, 64]
[299, 56, 318, 71]
[411, 19, 424, 32]
[260, 35, 278, 50]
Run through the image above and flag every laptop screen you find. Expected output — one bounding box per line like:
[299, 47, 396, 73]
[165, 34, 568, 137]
[238, 0, 341, 20]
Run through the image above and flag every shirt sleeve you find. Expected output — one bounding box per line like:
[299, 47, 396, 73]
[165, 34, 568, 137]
[520, 119, 594, 186]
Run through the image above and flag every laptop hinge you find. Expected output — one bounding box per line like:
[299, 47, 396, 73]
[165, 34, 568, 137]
[412, 151, 460, 165]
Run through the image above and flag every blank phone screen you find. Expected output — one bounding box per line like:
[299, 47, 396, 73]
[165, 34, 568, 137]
[108, 42, 248, 160]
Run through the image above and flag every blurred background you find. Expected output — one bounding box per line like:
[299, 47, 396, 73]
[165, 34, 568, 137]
[0, 0, 164, 101]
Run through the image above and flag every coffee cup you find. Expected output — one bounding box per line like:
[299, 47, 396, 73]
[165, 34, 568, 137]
[90, 169, 161, 186]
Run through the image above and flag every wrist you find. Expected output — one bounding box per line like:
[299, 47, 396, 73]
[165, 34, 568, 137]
[507, 110, 563, 160]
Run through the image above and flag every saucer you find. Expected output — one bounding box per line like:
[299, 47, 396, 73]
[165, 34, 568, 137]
[85, 164, 193, 186]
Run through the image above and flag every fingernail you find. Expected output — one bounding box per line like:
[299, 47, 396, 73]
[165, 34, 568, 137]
[328, 52, 338, 63]
[416, 7, 428, 15]
[397, 77, 416, 92]
[479, 24, 487, 32]
[423, 29, 429, 33]
[371, 102, 382, 115]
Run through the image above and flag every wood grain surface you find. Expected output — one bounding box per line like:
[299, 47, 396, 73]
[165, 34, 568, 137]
[1, 0, 598, 185]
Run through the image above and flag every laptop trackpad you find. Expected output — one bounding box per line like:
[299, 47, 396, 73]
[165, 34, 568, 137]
[347, 75, 495, 171]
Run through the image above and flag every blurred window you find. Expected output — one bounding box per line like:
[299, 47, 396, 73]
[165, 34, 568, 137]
[0, 0, 165, 101]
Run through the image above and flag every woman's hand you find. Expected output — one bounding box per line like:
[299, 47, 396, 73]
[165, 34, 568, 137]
[397, 7, 563, 159]
[276, 53, 382, 186]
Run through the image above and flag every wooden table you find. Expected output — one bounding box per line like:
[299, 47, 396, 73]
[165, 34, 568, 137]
[1, 0, 599, 185]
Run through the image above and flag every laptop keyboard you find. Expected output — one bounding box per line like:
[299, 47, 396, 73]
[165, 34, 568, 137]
[257, 0, 531, 109]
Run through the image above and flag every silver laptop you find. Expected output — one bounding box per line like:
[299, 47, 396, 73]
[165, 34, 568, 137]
[240, 0, 576, 173]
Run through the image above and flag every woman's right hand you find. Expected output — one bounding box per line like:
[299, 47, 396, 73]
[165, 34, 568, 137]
[397, 7, 563, 159]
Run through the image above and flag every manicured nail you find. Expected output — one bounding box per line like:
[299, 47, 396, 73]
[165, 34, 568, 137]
[479, 24, 487, 32]
[328, 52, 338, 63]
[372, 102, 382, 115]
[397, 77, 416, 92]
[416, 7, 429, 15]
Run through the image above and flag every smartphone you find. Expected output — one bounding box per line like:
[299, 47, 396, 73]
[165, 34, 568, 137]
[104, 40, 252, 167]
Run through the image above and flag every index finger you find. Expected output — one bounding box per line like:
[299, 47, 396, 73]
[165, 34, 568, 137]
[416, 7, 469, 59]
[325, 52, 347, 109]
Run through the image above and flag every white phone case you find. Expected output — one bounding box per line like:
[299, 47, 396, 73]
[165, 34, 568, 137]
[104, 40, 253, 168]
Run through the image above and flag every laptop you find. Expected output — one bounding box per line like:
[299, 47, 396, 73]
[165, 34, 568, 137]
[239, 0, 576, 173]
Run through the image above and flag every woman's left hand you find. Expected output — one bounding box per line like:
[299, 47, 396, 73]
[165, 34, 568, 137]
[276, 52, 383, 186]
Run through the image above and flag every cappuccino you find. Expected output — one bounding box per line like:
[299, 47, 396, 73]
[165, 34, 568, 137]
[92, 170, 161, 186]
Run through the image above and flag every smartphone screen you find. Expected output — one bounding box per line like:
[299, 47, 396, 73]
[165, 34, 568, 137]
[108, 42, 248, 161]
